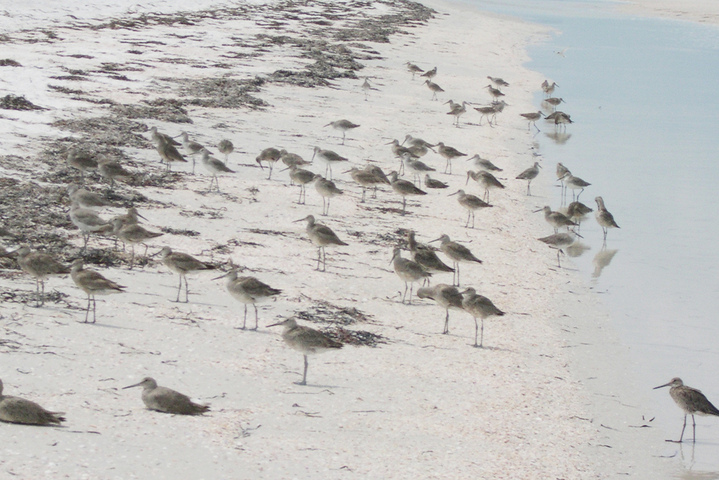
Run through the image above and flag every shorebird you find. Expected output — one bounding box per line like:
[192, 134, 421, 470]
[214, 268, 281, 330]
[294, 215, 348, 272]
[485, 84, 505, 101]
[154, 135, 188, 171]
[406, 62, 424, 79]
[467, 170, 505, 203]
[159, 246, 213, 303]
[0, 379, 65, 425]
[424, 79, 444, 100]
[403, 135, 436, 152]
[287, 165, 316, 204]
[110, 207, 145, 250]
[365, 165, 391, 187]
[406, 231, 453, 282]
[312, 146, 348, 180]
[280, 149, 311, 168]
[566, 201, 593, 230]
[123, 377, 209, 415]
[446, 100, 469, 127]
[488, 76, 509, 87]
[538, 231, 580, 267]
[417, 284, 464, 334]
[430, 234, 482, 286]
[474, 105, 497, 126]
[346, 167, 385, 202]
[563, 173, 591, 201]
[267, 318, 342, 386]
[67, 184, 113, 209]
[420, 66, 437, 80]
[218, 139, 234, 162]
[556, 162, 570, 196]
[13, 247, 70, 307]
[461, 287, 505, 348]
[70, 259, 125, 323]
[537, 206, 578, 233]
[424, 174, 448, 189]
[256, 147, 282, 179]
[97, 158, 132, 190]
[200, 149, 234, 192]
[325, 119, 359, 145]
[66, 147, 98, 182]
[387, 139, 416, 174]
[553, 111, 573, 130]
[449, 190, 492, 229]
[388, 171, 427, 213]
[515, 162, 541, 196]
[541, 80, 558, 97]
[436, 142, 466, 174]
[70, 203, 112, 251]
[361, 77, 373, 100]
[520, 111, 544, 132]
[654, 377, 719, 443]
[403, 153, 435, 186]
[313, 175, 343, 216]
[149, 126, 180, 147]
[180, 131, 209, 174]
[467, 154, 502, 172]
[112, 219, 163, 268]
[391, 247, 431, 304]
[595, 196, 620, 242]
[544, 97, 565, 110]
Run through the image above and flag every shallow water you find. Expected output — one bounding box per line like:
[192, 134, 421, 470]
[463, 0, 719, 474]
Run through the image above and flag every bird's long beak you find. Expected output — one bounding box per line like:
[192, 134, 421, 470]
[428, 237, 442, 243]
[211, 271, 233, 281]
[465, 173, 471, 186]
[532, 208, 543, 213]
[267, 321, 283, 328]
[292, 217, 307, 223]
[653, 382, 672, 390]
[122, 382, 143, 390]
[448, 191, 459, 197]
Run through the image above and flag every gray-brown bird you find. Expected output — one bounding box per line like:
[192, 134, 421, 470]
[654, 377, 719, 443]
[70, 259, 125, 323]
[159, 246, 214, 303]
[14, 246, 70, 307]
[0, 379, 65, 425]
[123, 377, 209, 415]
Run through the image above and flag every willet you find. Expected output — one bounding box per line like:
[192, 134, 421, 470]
[544, 97, 565, 110]
[391, 247, 431, 304]
[515, 162, 541, 196]
[541, 80, 558, 97]
[70, 259, 125, 323]
[214, 268, 281, 330]
[0, 379, 65, 425]
[180, 131, 209, 174]
[424, 79, 444, 100]
[66, 147, 98, 182]
[537, 231, 580, 267]
[406, 231, 453, 282]
[200, 149, 234, 192]
[430, 234, 482, 286]
[218, 139, 234, 162]
[448, 190, 492, 229]
[406, 61, 424, 79]
[287, 165, 316, 204]
[466, 170, 505, 203]
[159, 246, 213, 303]
[365, 165, 391, 186]
[424, 174, 448, 189]
[154, 135, 188, 171]
[566, 201, 593, 230]
[313, 175, 343, 216]
[256, 147, 282, 180]
[388, 171, 427, 213]
[485, 84, 505, 101]
[467, 154, 502, 172]
[361, 77, 373, 101]
[280, 149, 311, 169]
[461, 287, 505, 348]
[654, 377, 719, 443]
[520, 111, 544, 132]
[110, 207, 145, 250]
[97, 158, 132, 190]
[403, 135, 436, 152]
[595, 196, 620, 242]
[537, 206, 578, 233]
[553, 111, 573, 131]
[556, 162, 570, 197]
[68, 184, 113, 209]
[446, 101, 469, 127]
[149, 126, 180, 147]
[123, 377, 209, 415]
[387, 139, 416, 174]
[346, 167, 385, 202]
[14, 246, 70, 307]
[420, 66, 437, 80]
[488, 76, 510, 88]
[294, 215, 348, 272]
[70, 203, 112, 251]
[416, 284, 464, 334]
[436, 142, 466, 174]
[267, 318, 342, 386]
[325, 119, 359, 145]
[112, 219, 163, 268]
[311, 146, 348, 180]
[474, 105, 497, 126]
[563, 173, 591, 201]
[403, 153, 435, 186]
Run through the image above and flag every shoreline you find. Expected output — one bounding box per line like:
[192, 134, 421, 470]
[618, 0, 719, 25]
[0, 0, 674, 477]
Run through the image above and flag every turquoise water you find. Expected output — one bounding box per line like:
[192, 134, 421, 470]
[464, 0, 719, 474]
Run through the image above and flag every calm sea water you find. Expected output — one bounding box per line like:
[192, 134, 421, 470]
[462, 0, 719, 474]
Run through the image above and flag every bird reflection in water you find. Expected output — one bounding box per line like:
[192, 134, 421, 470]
[592, 248, 619, 278]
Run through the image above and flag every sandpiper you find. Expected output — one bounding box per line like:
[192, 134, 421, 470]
[214, 268, 281, 330]
[123, 377, 209, 415]
[70, 259, 125, 323]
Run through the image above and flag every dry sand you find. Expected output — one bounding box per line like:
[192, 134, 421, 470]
[0, 0, 676, 478]
[620, 0, 719, 25]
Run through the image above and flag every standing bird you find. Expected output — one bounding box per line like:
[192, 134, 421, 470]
[544, 97, 565, 110]
[97, 158, 133, 190]
[563, 173, 591, 201]
[430, 234, 482, 286]
[520, 111, 544, 132]
[361, 77, 373, 101]
[324, 119, 359, 145]
[0, 379, 65, 425]
[538, 231, 581, 267]
[67, 185, 113, 210]
[537, 206, 578, 233]
[420, 66, 437, 80]
[69, 204, 112, 252]
[474, 105, 498, 126]
[346, 167, 385, 202]
[447, 101, 469, 127]
[391, 247, 431, 305]
[436, 142, 466, 174]
[542, 80, 558, 97]
[112, 219, 163, 269]
[566, 201, 593, 230]
[406, 231, 454, 282]
[287, 165, 316, 204]
[13, 247, 70, 307]
[515, 162, 541, 196]
[180, 131, 209, 174]
[159, 246, 213, 303]
[485, 84, 505, 101]
[280, 149, 311, 169]
[70, 259, 125, 323]
[406, 62, 424, 79]
[66, 147, 98, 182]
[214, 268, 281, 330]
[313, 175, 343, 216]
[417, 284, 464, 334]
[200, 149, 234, 192]
[149, 126, 180, 147]
[424, 79, 444, 101]
[487, 76, 509, 88]
[595, 196, 620, 242]
[467, 154, 502, 172]
[654, 377, 719, 443]
[154, 135, 188, 172]
[461, 287, 505, 348]
[267, 318, 342, 386]
[388, 171, 427, 213]
[449, 190, 492, 229]
[123, 377, 209, 415]
[294, 215, 348, 272]
[256, 147, 282, 180]
[311, 146, 348, 180]
[217, 139, 234, 162]
[466, 170, 505, 203]
[403, 153, 435, 186]
[387, 139, 416, 175]
[556, 162, 571, 197]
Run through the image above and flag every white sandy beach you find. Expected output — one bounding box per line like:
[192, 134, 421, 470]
[0, 0, 678, 478]
[620, 0, 719, 25]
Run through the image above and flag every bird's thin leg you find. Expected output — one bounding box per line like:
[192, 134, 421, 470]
[692, 414, 696, 443]
[480, 318, 484, 347]
[402, 282, 408, 304]
[296, 354, 308, 386]
[253, 304, 259, 331]
[408, 283, 414, 305]
[92, 295, 97, 323]
[184, 275, 190, 303]
[242, 304, 248, 330]
[316, 247, 321, 271]
[444, 310, 450, 334]
[85, 294, 91, 323]
[465, 211, 470, 228]
[473, 318, 479, 347]
[175, 275, 182, 303]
